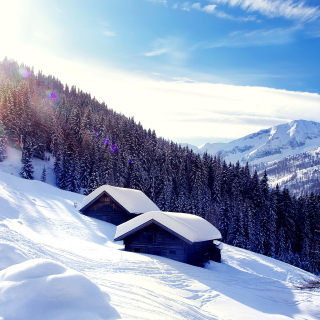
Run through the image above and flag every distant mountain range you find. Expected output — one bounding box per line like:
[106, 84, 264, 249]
[182, 120, 320, 195]
[182, 120, 320, 165]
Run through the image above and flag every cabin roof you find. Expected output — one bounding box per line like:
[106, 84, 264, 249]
[79, 185, 160, 214]
[114, 211, 222, 243]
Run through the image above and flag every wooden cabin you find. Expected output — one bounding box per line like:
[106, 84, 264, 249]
[79, 185, 160, 226]
[114, 211, 222, 266]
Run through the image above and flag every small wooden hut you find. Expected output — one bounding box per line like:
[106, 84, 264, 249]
[114, 211, 222, 266]
[79, 185, 160, 226]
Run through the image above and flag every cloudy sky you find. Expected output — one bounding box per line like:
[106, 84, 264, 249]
[1, 0, 320, 145]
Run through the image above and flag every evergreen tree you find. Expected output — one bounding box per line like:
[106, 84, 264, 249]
[20, 142, 34, 180]
[0, 120, 6, 161]
[41, 166, 46, 182]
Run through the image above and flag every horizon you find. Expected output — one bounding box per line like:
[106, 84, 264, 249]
[1, 0, 320, 145]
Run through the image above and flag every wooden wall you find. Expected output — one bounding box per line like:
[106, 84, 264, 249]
[124, 223, 187, 263]
[123, 223, 221, 266]
[82, 194, 135, 226]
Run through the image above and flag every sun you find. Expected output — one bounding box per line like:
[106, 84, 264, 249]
[0, 0, 24, 50]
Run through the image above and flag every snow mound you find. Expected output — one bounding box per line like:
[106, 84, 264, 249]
[80, 184, 160, 214]
[0, 243, 28, 271]
[115, 211, 221, 243]
[0, 259, 121, 320]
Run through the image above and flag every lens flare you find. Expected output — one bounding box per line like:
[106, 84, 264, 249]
[110, 144, 118, 152]
[19, 68, 30, 78]
[104, 139, 109, 144]
[46, 90, 57, 100]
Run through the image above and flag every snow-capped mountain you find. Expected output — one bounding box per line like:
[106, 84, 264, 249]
[187, 120, 320, 165]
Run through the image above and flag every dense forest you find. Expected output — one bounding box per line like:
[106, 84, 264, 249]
[0, 58, 319, 275]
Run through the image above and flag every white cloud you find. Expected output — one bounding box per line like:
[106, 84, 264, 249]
[206, 25, 301, 47]
[175, 2, 256, 21]
[146, 0, 167, 5]
[210, 0, 320, 22]
[103, 30, 116, 37]
[144, 48, 170, 56]
[203, 4, 217, 13]
[143, 37, 187, 64]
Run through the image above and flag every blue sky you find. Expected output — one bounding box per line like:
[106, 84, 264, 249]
[1, 0, 320, 144]
[45, 0, 320, 92]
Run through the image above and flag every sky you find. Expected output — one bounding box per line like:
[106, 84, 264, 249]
[1, 0, 320, 146]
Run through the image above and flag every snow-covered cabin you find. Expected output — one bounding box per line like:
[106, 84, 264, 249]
[79, 185, 160, 226]
[114, 211, 222, 266]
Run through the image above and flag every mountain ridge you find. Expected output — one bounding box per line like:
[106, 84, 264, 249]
[183, 119, 320, 165]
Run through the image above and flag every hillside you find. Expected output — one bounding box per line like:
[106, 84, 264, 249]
[252, 147, 320, 196]
[0, 171, 319, 319]
[1, 59, 320, 276]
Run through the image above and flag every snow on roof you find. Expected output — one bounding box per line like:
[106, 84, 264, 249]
[79, 185, 160, 214]
[114, 211, 221, 243]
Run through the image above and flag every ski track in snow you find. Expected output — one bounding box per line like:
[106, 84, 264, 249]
[0, 171, 320, 319]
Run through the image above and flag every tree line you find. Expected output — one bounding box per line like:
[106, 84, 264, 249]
[0, 58, 319, 275]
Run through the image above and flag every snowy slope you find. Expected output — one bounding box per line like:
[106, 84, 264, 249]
[0, 146, 56, 186]
[252, 146, 320, 195]
[186, 120, 320, 165]
[0, 172, 319, 319]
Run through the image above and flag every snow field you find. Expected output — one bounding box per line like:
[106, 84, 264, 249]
[0, 171, 319, 319]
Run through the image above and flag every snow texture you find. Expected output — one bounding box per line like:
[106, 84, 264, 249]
[0, 259, 120, 320]
[114, 211, 222, 243]
[0, 171, 319, 319]
[79, 184, 160, 214]
[0, 243, 28, 271]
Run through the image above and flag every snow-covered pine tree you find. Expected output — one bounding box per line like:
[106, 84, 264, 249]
[20, 141, 34, 180]
[0, 119, 7, 161]
[54, 152, 63, 188]
[277, 228, 287, 262]
[41, 166, 46, 182]
[278, 188, 295, 256]
[249, 171, 264, 254]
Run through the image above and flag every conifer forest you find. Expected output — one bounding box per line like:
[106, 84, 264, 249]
[0, 58, 319, 275]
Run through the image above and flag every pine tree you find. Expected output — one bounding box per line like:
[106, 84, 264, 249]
[41, 166, 46, 182]
[20, 142, 34, 180]
[277, 228, 287, 262]
[0, 120, 6, 161]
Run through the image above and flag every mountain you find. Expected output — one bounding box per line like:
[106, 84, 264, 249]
[187, 120, 320, 165]
[252, 146, 320, 196]
[0, 171, 319, 319]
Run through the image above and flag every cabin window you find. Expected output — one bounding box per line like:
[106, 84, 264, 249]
[134, 248, 140, 252]
[169, 250, 176, 255]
